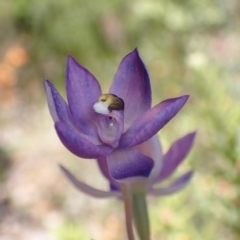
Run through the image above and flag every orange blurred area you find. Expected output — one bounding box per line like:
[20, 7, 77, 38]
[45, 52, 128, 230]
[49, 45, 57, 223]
[4, 45, 28, 68]
[0, 45, 29, 107]
[0, 62, 17, 88]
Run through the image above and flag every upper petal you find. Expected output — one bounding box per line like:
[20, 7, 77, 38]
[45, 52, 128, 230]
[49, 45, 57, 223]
[149, 171, 193, 196]
[109, 49, 151, 129]
[66, 56, 102, 137]
[120, 96, 189, 148]
[55, 122, 113, 159]
[44, 79, 73, 125]
[156, 132, 196, 183]
[60, 165, 120, 198]
[106, 148, 154, 182]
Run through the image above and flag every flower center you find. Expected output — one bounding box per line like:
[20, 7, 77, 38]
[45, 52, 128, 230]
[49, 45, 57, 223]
[93, 94, 124, 147]
[99, 116, 119, 142]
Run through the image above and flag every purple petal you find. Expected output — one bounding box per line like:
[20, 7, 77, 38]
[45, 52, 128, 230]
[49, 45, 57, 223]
[149, 171, 193, 196]
[120, 96, 189, 148]
[106, 148, 154, 181]
[66, 56, 101, 137]
[60, 165, 120, 198]
[97, 157, 120, 191]
[109, 182, 121, 192]
[44, 80, 73, 125]
[55, 122, 113, 159]
[156, 132, 196, 183]
[109, 49, 151, 129]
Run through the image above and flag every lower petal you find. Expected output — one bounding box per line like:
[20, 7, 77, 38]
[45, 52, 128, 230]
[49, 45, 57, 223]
[55, 122, 113, 159]
[149, 171, 193, 196]
[60, 165, 120, 198]
[156, 132, 196, 183]
[106, 148, 154, 182]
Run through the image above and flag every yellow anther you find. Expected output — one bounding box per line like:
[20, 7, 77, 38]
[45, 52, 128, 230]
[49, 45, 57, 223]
[98, 94, 124, 111]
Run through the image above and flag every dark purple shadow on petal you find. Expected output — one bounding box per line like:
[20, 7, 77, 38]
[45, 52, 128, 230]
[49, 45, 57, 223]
[150, 171, 193, 196]
[109, 49, 151, 129]
[44, 80, 73, 125]
[55, 122, 113, 159]
[97, 157, 120, 191]
[110, 182, 121, 192]
[66, 56, 101, 138]
[155, 132, 196, 183]
[120, 95, 189, 148]
[106, 148, 154, 181]
[59, 165, 120, 198]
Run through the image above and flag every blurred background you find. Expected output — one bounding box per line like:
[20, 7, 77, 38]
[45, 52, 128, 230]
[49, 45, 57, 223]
[0, 0, 240, 239]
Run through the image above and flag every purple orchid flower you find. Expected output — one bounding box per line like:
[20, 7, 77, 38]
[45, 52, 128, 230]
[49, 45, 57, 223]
[44, 49, 193, 197]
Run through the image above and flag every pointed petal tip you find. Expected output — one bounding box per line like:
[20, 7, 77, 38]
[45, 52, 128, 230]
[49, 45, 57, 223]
[58, 163, 65, 172]
[180, 170, 194, 184]
[43, 79, 48, 91]
[180, 131, 197, 144]
[59, 164, 70, 178]
[185, 170, 194, 179]
[188, 131, 197, 141]
[67, 54, 74, 61]
[179, 170, 194, 183]
[171, 94, 190, 111]
[125, 47, 142, 61]
[43, 79, 56, 94]
[132, 47, 139, 54]
[180, 94, 190, 103]
[67, 55, 87, 73]
[43, 79, 51, 88]
[67, 55, 79, 68]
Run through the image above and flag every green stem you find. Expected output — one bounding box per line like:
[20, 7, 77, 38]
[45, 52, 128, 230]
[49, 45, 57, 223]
[121, 183, 135, 240]
[132, 192, 150, 240]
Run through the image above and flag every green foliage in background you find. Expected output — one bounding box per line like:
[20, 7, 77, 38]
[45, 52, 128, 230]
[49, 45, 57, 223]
[1, 0, 240, 239]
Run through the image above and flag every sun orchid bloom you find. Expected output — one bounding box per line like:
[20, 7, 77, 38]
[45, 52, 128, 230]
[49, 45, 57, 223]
[44, 49, 193, 197]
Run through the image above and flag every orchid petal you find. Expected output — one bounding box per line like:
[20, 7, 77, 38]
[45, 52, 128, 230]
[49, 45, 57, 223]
[106, 148, 154, 181]
[109, 49, 151, 129]
[55, 122, 113, 159]
[156, 132, 196, 183]
[150, 171, 193, 196]
[120, 96, 189, 148]
[60, 165, 120, 198]
[44, 80, 73, 125]
[66, 56, 101, 137]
